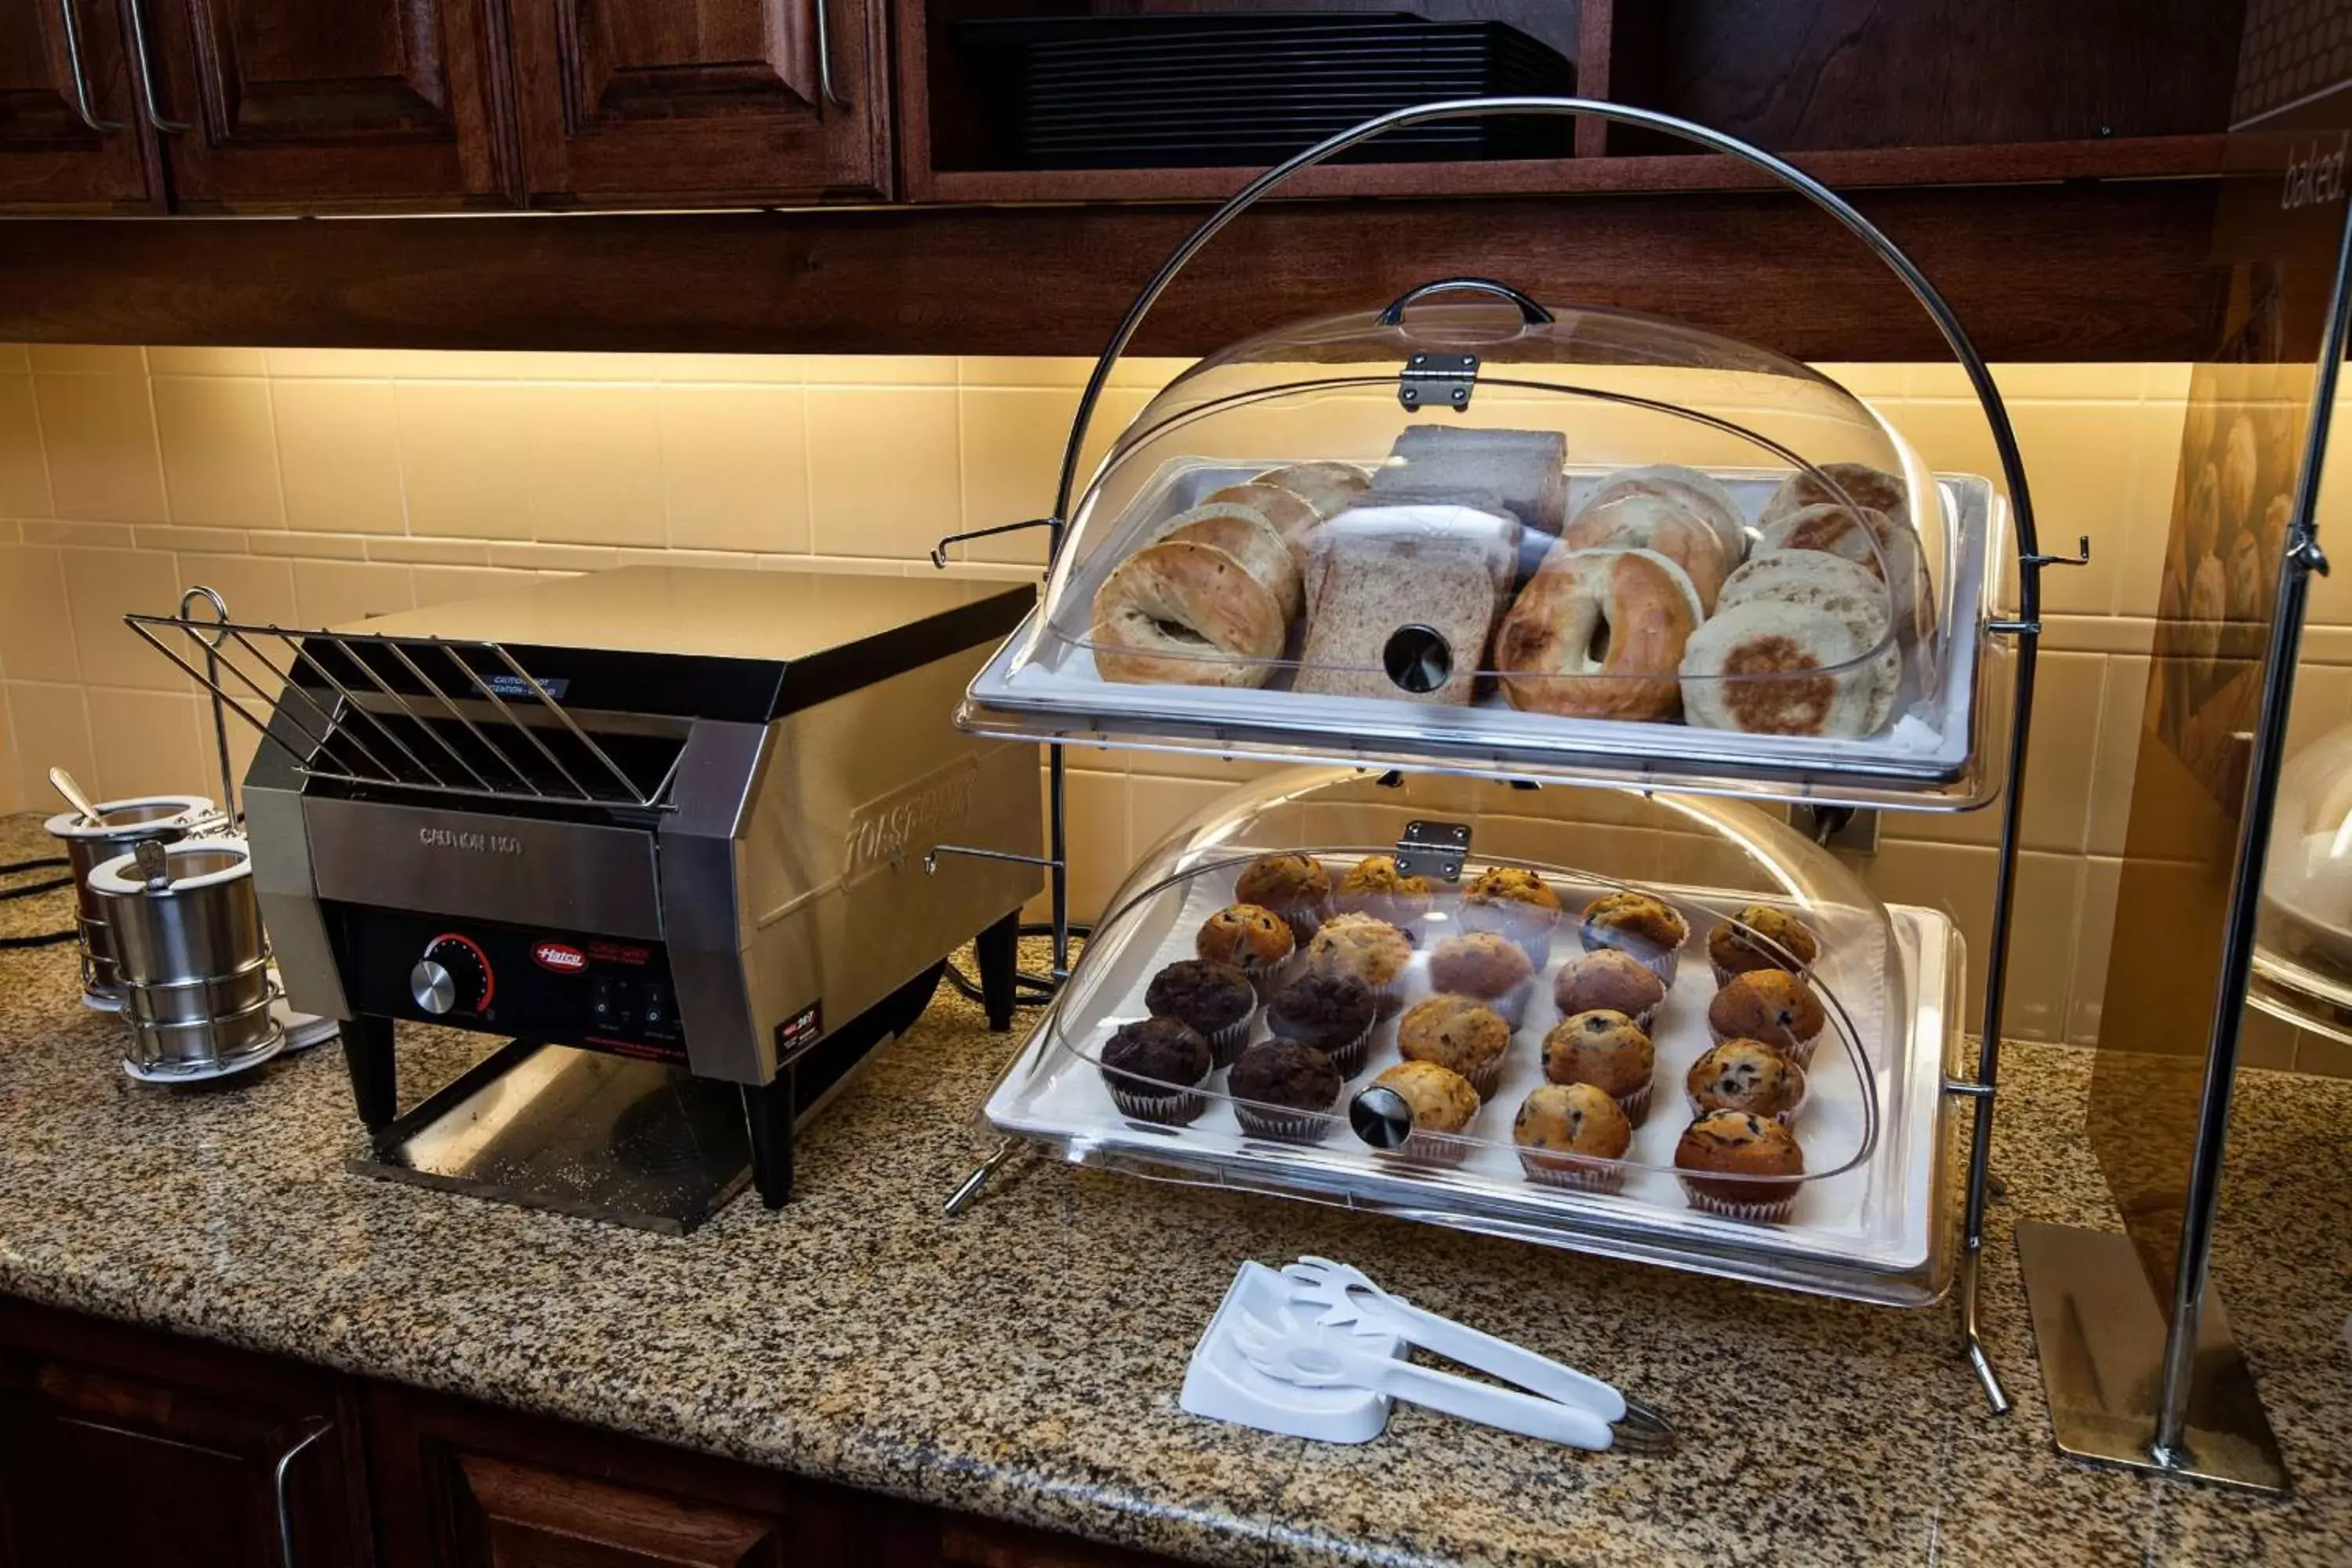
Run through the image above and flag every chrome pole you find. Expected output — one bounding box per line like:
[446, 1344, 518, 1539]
[2152, 195, 2352, 1462]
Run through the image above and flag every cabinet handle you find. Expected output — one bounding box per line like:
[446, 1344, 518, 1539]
[56, 0, 122, 133]
[270, 1417, 333, 1568]
[813, 0, 849, 110]
[120, 0, 189, 133]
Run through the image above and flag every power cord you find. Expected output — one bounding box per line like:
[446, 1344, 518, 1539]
[0, 856, 78, 949]
[943, 921, 1092, 1010]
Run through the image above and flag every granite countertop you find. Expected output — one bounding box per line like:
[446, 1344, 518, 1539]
[0, 811, 2347, 1566]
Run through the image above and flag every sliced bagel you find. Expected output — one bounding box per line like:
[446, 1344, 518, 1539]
[1717, 550, 1893, 650]
[1091, 538, 1286, 688]
[1583, 463, 1749, 567]
[1679, 598, 1897, 738]
[1560, 488, 1730, 612]
[1150, 499, 1301, 619]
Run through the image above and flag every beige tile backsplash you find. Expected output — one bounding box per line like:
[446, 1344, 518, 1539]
[2, 347, 2347, 1069]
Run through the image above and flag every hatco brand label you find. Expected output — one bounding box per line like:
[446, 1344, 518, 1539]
[417, 826, 523, 855]
[2283, 133, 2349, 211]
[533, 942, 586, 972]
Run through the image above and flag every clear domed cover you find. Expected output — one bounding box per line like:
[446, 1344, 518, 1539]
[984, 767, 1965, 1305]
[2256, 720, 2352, 1033]
[963, 289, 2009, 808]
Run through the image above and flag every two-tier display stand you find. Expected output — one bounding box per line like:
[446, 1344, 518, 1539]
[934, 98, 2083, 1415]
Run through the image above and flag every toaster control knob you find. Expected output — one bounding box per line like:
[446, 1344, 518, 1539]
[412, 935, 490, 1015]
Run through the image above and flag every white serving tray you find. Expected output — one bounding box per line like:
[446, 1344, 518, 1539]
[985, 867, 1963, 1308]
[960, 462, 2009, 810]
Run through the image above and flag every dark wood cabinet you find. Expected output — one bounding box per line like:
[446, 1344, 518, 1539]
[0, 0, 163, 209]
[141, 0, 514, 209]
[0, 1299, 364, 1568]
[504, 0, 891, 205]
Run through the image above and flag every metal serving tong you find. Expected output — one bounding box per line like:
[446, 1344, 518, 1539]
[1259, 1256, 1675, 1454]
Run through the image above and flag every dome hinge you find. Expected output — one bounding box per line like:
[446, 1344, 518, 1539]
[1398, 351, 1479, 413]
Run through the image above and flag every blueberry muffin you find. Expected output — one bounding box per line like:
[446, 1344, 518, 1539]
[1706, 904, 1820, 984]
[1578, 891, 1690, 983]
[1675, 1111, 1806, 1219]
[1265, 971, 1378, 1076]
[1234, 852, 1334, 942]
[1331, 855, 1436, 935]
[1397, 994, 1513, 1098]
[1144, 959, 1257, 1065]
[1228, 1039, 1344, 1143]
[1301, 913, 1414, 1016]
[1196, 902, 1297, 1000]
[1541, 1008, 1656, 1126]
[1552, 949, 1667, 1031]
[1514, 1082, 1635, 1192]
[1369, 1060, 1482, 1167]
[1098, 1016, 1213, 1124]
[1427, 932, 1537, 1027]
[1686, 1037, 1807, 1123]
[1457, 866, 1565, 964]
[1707, 970, 1828, 1066]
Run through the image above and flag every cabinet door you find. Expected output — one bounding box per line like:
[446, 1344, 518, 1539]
[505, 0, 888, 205]
[0, 0, 161, 208]
[143, 0, 512, 209]
[0, 1300, 360, 1568]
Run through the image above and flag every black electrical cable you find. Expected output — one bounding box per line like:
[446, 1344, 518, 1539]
[943, 921, 1092, 1010]
[0, 855, 78, 948]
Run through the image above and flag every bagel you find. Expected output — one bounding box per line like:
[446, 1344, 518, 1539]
[1250, 460, 1370, 521]
[1756, 501, 1929, 639]
[1718, 551, 1893, 649]
[1560, 489, 1730, 612]
[1582, 463, 1749, 567]
[1679, 599, 1897, 738]
[1091, 538, 1287, 688]
[1494, 547, 1700, 720]
[1200, 483, 1323, 586]
[1152, 499, 1301, 618]
[1759, 460, 1910, 532]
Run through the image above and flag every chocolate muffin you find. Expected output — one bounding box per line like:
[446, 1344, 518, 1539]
[1706, 904, 1820, 984]
[1427, 933, 1537, 1027]
[1707, 970, 1828, 1066]
[1144, 959, 1257, 1065]
[1233, 852, 1333, 942]
[1541, 1008, 1656, 1126]
[1302, 913, 1413, 1017]
[1196, 902, 1296, 1000]
[1265, 971, 1377, 1076]
[1397, 994, 1512, 1098]
[1552, 949, 1667, 1030]
[1370, 1060, 1482, 1167]
[1098, 1016, 1212, 1124]
[1227, 1039, 1343, 1142]
[1579, 891, 1690, 983]
[1675, 1111, 1805, 1219]
[1514, 1082, 1634, 1192]
[1457, 866, 1565, 964]
[1686, 1037, 1807, 1122]
[1331, 855, 1436, 935]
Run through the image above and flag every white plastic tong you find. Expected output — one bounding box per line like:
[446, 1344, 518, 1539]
[1238, 1257, 1673, 1454]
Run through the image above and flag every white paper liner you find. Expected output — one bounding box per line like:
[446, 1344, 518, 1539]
[1232, 1102, 1338, 1144]
[1677, 1176, 1801, 1224]
[1105, 1080, 1207, 1126]
[1580, 924, 1683, 985]
[1708, 1017, 1822, 1069]
[1518, 1149, 1629, 1196]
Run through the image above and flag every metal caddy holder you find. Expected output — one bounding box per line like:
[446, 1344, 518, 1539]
[930, 95, 2098, 1423]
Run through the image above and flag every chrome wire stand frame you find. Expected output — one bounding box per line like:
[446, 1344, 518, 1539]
[935, 93, 2051, 1416]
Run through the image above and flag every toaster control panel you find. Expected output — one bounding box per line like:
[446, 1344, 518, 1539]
[329, 906, 688, 1064]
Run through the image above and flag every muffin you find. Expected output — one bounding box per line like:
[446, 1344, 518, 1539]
[1369, 1060, 1482, 1167]
[1301, 913, 1414, 1017]
[1265, 971, 1378, 1076]
[1427, 932, 1537, 1027]
[1708, 970, 1828, 1066]
[1552, 949, 1667, 1031]
[1514, 1082, 1634, 1193]
[1457, 866, 1565, 964]
[1098, 1016, 1213, 1124]
[1707, 904, 1820, 985]
[1675, 1111, 1806, 1220]
[1397, 994, 1513, 1098]
[1331, 855, 1436, 936]
[1686, 1037, 1808, 1123]
[1228, 1039, 1345, 1143]
[1144, 959, 1257, 1064]
[1234, 852, 1334, 942]
[1196, 902, 1297, 1001]
[1579, 891, 1690, 983]
[1541, 1008, 1656, 1126]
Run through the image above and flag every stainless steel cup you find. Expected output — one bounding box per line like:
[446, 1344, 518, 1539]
[43, 795, 223, 1007]
[88, 837, 281, 1078]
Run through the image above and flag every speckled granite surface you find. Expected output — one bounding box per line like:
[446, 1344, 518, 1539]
[0, 810, 2347, 1566]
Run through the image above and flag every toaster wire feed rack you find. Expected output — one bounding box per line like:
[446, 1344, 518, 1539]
[936, 94, 2089, 1417]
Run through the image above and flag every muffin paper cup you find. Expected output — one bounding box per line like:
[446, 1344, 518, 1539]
[1380, 1129, 1472, 1170]
[1277, 901, 1328, 944]
[1708, 1018, 1821, 1069]
[1364, 971, 1406, 1019]
[1241, 953, 1299, 1005]
[1677, 1177, 1799, 1224]
[1462, 1057, 1505, 1101]
[1519, 1150, 1628, 1196]
[1234, 1103, 1336, 1145]
[1613, 1080, 1654, 1130]
[1204, 1015, 1254, 1067]
[1581, 924, 1682, 985]
[1479, 978, 1535, 1030]
[1709, 955, 1812, 989]
[1105, 1082, 1206, 1126]
[1323, 1021, 1372, 1078]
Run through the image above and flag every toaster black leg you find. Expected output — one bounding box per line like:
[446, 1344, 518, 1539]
[744, 1075, 794, 1209]
[975, 909, 1020, 1033]
[341, 1016, 397, 1134]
